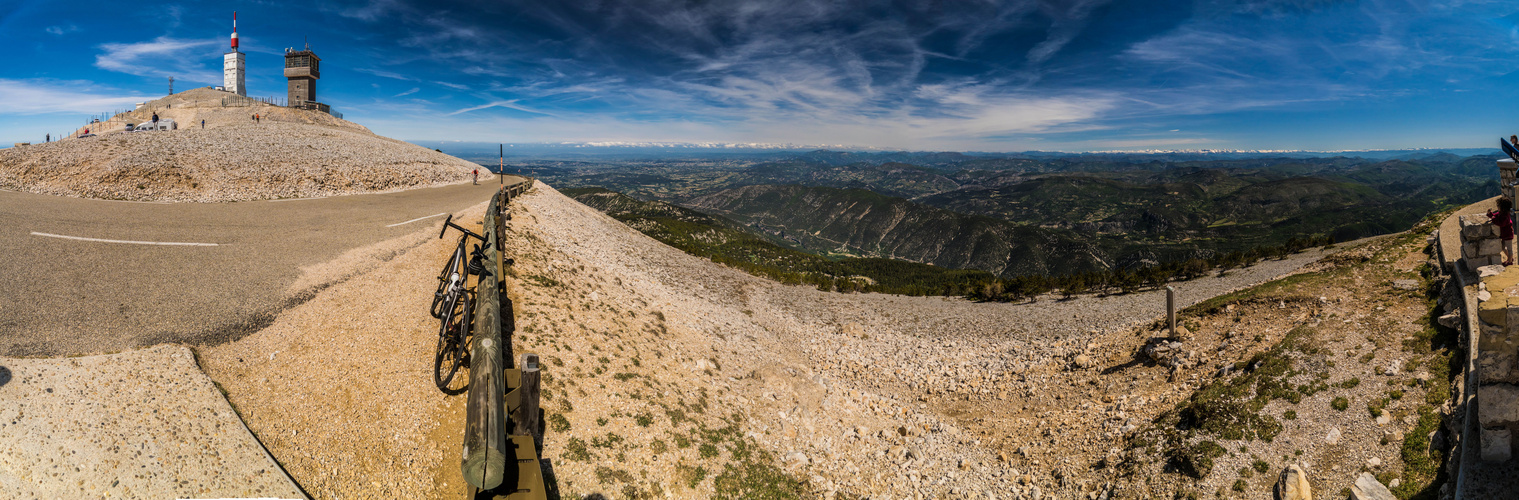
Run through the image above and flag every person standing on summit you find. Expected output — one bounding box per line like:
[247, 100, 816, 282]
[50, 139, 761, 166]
[1492, 197, 1515, 266]
[151, 112, 159, 129]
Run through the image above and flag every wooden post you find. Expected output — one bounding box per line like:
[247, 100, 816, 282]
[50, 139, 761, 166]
[515, 353, 543, 453]
[1166, 286, 1177, 338]
[462, 196, 508, 490]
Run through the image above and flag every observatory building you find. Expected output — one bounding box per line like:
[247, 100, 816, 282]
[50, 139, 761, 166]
[222, 12, 245, 96]
[285, 45, 321, 109]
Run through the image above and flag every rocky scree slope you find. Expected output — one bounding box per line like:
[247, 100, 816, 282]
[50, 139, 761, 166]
[494, 181, 1338, 499]
[1, 88, 483, 202]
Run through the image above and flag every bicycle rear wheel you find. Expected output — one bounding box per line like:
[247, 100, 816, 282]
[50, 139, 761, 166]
[434, 291, 470, 394]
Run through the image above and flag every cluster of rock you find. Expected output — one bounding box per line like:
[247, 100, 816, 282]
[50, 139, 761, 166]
[1271, 465, 1398, 500]
[1460, 213, 1508, 272]
[1141, 337, 1196, 369]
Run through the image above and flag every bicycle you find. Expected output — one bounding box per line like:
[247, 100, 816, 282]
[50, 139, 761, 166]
[432, 214, 489, 394]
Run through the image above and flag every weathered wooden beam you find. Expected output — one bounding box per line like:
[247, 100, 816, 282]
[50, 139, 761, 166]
[514, 353, 542, 453]
[462, 195, 508, 490]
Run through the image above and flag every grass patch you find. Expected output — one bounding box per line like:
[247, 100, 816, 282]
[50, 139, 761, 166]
[592, 433, 625, 449]
[676, 464, 708, 489]
[712, 445, 810, 500]
[563, 437, 591, 461]
[1170, 326, 1324, 441]
[1332, 397, 1349, 411]
[1165, 439, 1226, 479]
[524, 274, 562, 288]
[1392, 405, 1447, 498]
[548, 413, 571, 432]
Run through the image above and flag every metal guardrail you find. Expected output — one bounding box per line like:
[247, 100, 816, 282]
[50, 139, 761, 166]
[460, 179, 558, 499]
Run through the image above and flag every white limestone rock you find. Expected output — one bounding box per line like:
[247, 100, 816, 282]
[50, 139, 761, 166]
[1274, 464, 1312, 500]
[1350, 472, 1397, 500]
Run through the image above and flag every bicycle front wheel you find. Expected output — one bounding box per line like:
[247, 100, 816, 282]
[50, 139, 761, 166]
[434, 293, 469, 394]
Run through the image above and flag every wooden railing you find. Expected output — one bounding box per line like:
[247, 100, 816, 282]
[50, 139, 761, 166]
[460, 179, 558, 499]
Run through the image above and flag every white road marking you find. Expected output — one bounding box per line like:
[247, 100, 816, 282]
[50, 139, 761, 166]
[30, 232, 220, 247]
[386, 213, 449, 227]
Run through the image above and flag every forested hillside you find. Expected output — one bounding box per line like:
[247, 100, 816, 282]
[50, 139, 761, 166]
[686, 185, 1108, 277]
[544, 151, 1497, 282]
[564, 187, 999, 295]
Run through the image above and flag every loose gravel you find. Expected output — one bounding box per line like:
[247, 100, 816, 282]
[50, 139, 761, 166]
[0, 344, 304, 499]
[198, 203, 496, 500]
[496, 182, 1340, 498]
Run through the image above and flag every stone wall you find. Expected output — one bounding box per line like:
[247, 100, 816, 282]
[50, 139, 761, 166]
[1462, 214, 1506, 272]
[1467, 213, 1519, 461]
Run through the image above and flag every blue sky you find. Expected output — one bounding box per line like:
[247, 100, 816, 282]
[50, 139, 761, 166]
[4, 0, 1519, 151]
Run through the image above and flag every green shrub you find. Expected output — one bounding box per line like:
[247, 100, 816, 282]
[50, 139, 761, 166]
[548, 413, 571, 432]
[563, 437, 591, 461]
[1167, 439, 1226, 479]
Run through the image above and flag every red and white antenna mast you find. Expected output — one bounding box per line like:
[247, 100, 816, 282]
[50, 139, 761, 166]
[230, 11, 239, 51]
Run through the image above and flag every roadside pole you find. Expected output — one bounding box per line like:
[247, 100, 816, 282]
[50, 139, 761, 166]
[1166, 286, 1176, 338]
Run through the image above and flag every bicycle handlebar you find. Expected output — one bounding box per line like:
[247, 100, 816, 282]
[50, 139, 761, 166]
[438, 214, 486, 242]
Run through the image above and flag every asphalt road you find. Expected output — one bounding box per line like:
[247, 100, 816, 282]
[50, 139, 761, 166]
[0, 178, 523, 357]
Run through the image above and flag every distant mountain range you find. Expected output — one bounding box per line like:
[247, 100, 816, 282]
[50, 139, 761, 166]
[423, 141, 1500, 163]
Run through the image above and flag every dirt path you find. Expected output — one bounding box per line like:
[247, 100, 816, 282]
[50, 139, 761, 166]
[197, 202, 495, 500]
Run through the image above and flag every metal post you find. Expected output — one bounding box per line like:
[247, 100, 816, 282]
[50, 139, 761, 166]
[500, 144, 504, 185]
[1166, 286, 1176, 338]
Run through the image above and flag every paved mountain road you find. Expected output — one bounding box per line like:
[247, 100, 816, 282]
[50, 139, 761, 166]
[0, 178, 521, 357]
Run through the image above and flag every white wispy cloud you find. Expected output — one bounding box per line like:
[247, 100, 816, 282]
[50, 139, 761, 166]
[447, 99, 553, 117]
[393, 87, 420, 97]
[355, 67, 418, 81]
[0, 79, 148, 115]
[94, 36, 221, 82]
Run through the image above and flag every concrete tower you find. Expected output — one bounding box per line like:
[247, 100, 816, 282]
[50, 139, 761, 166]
[222, 12, 246, 96]
[284, 43, 320, 106]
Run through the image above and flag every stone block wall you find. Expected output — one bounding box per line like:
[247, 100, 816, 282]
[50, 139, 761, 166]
[1467, 212, 1519, 461]
[1461, 214, 1505, 272]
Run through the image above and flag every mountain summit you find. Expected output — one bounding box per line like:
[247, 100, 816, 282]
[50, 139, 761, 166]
[0, 87, 485, 202]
